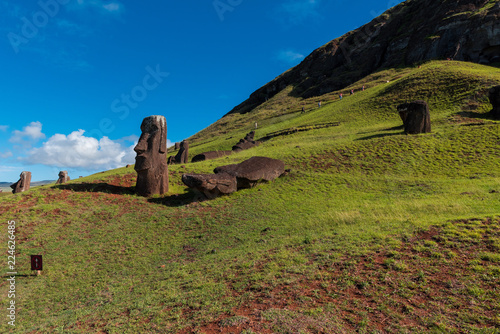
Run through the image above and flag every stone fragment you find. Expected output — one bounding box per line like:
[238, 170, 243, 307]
[11, 171, 32, 194]
[181, 173, 237, 199]
[489, 85, 500, 119]
[397, 100, 431, 134]
[134, 115, 169, 197]
[191, 151, 232, 163]
[55, 171, 70, 184]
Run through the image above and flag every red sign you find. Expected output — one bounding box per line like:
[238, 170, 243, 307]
[31, 255, 42, 271]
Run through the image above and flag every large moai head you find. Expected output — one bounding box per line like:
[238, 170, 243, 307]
[56, 171, 70, 185]
[397, 100, 431, 134]
[10, 171, 32, 194]
[134, 115, 169, 197]
[489, 86, 500, 119]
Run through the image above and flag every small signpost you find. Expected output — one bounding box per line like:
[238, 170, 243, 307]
[31, 255, 42, 276]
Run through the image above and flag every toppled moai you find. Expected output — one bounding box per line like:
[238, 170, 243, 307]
[397, 100, 431, 134]
[191, 150, 232, 163]
[55, 171, 70, 184]
[134, 115, 169, 197]
[232, 131, 258, 152]
[182, 156, 285, 199]
[11, 171, 32, 194]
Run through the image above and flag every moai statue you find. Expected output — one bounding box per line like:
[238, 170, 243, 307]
[134, 115, 169, 197]
[10, 171, 32, 194]
[174, 142, 180, 150]
[397, 100, 431, 134]
[175, 140, 189, 164]
[489, 86, 500, 119]
[55, 171, 70, 184]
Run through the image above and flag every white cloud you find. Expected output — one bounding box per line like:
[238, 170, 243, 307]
[0, 151, 13, 159]
[73, 0, 124, 15]
[103, 2, 121, 12]
[23, 130, 135, 170]
[277, 50, 305, 64]
[9, 121, 46, 144]
[0, 165, 17, 172]
[119, 134, 140, 143]
[166, 139, 174, 148]
[276, 0, 322, 26]
[0, 125, 8, 132]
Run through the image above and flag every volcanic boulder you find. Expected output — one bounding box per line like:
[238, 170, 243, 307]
[10, 171, 32, 194]
[397, 100, 431, 134]
[489, 85, 500, 119]
[55, 171, 70, 184]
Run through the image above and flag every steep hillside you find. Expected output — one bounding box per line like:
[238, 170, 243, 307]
[188, 61, 499, 154]
[226, 0, 500, 116]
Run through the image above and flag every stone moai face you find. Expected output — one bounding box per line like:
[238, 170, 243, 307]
[134, 115, 169, 197]
[56, 171, 70, 184]
[11, 171, 32, 194]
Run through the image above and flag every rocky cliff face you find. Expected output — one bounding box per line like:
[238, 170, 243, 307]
[227, 0, 500, 115]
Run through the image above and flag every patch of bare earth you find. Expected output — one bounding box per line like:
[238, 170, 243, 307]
[184, 218, 500, 333]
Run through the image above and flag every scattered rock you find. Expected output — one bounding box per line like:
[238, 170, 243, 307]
[126, 164, 130, 168]
[397, 100, 431, 134]
[55, 171, 70, 184]
[134, 115, 169, 197]
[489, 86, 500, 119]
[11, 171, 31, 194]
[191, 150, 232, 163]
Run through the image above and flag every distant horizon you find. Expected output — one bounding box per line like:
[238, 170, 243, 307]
[0, 0, 405, 181]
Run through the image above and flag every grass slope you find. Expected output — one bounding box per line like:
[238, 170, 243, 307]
[1, 61, 499, 333]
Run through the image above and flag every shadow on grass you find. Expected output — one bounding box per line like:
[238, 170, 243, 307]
[148, 190, 206, 207]
[356, 125, 404, 141]
[54, 183, 135, 195]
[457, 111, 497, 120]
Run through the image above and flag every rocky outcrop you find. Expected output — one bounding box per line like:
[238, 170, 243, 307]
[225, 0, 500, 115]
[191, 150, 232, 163]
[182, 156, 286, 199]
[11, 171, 31, 194]
[489, 85, 500, 119]
[397, 101, 431, 134]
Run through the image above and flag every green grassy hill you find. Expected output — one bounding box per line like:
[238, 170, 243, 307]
[1, 61, 499, 333]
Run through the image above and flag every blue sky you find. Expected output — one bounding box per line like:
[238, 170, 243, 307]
[0, 0, 404, 182]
